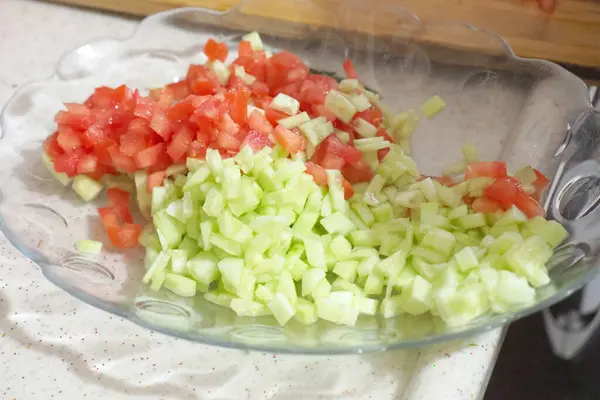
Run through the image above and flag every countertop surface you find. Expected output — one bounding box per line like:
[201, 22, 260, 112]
[0, 1, 504, 399]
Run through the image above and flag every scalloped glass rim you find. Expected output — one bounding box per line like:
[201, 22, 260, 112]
[0, 5, 597, 354]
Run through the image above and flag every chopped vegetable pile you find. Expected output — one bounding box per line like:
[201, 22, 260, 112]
[41, 32, 568, 328]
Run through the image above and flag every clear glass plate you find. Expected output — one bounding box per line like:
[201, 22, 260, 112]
[1, 3, 599, 354]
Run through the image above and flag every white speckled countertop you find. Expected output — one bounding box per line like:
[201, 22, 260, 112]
[0, 1, 504, 399]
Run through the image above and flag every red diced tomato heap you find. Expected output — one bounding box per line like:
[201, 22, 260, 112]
[42, 37, 551, 249]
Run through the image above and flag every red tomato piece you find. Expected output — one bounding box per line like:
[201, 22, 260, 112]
[264, 107, 288, 126]
[464, 161, 508, 180]
[310, 104, 337, 122]
[471, 197, 503, 214]
[108, 147, 137, 173]
[217, 113, 240, 136]
[119, 132, 149, 157]
[305, 161, 328, 186]
[343, 59, 359, 80]
[273, 125, 307, 154]
[188, 140, 207, 159]
[116, 223, 143, 248]
[150, 110, 171, 140]
[127, 118, 152, 136]
[319, 153, 346, 169]
[147, 151, 172, 174]
[53, 150, 83, 177]
[147, 170, 166, 193]
[55, 103, 92, 130]
[238, 41, 253, 58]
[85, 164, 111, 181]
[204, 38, 229, 62]
[134, 143, 166, 169]
[167, 125, 194, 162]
[216, 133, 242, 151]
[287, 66, 310, 84]
[312, 135, 363, 165]
[341, 177, 354, 200]
[166, 100, 195, 123]
[340, 160, 373, 184]
[107, 187, 133, 224]
[462, 195, 475, 206]
[532, 168, 551, 198]
[164, 81, 190, 101]
[248, 110, 273, 134]
[355, 107, 383, 127]
[76, 154, 98, 174]
[56, 126, 82, 152]
[250, 81, 270, 98]
[226, 89, 248, 125]
[240, 130, 274, 152]
[134, 96, 156, 121]
[81, 124, 108, 148]
[376, 129, 394, 161]
[97, 207, 122, 247]
[484, 177, 519, 208]
[186, 64, 221, 95]
[43, 132, 64, 159]
[514, 190, 545, 218]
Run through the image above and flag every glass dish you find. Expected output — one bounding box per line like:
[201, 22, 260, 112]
[1, 3, 599, 354]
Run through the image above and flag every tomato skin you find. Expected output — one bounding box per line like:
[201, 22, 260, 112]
[341, 177, 354, 200]
[484, 177, 519, 208]
[376, 129, 394, 161]
[226, 89, 248, 125]
[514, 189, 545, 218]
[204, 38, 229, 62]
[532, 168, 550, 199]
[472, 197, 503, 214]
[147, 170, 166, 193]
[343, 59, 358, 80]
[264, 107, 288, 126]
[312, 134, 363, 166]
[465, 161, 508, 180]
[98, 207, 122, 246]
[166, 125, 194, 162]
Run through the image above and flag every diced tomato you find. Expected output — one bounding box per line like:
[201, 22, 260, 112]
[186, 64, 221, 95]
[354, 107, 383, 127]
[134, 96, 156, 121]
[43, 132, 64, 159]
[216, 132, 242, 151]
[166, 125, 194, 162]
[238, 41, 253, 58]
[514, 189, 545, 218]
[53, 150, 83, 177]
[226, 89, 248, 125]
[310, 104, 337, 122]
[188, 140, 207, 159]
[164, 81, 190, 101]
[166, 100, 195, 123]
[56, 126, 82, 152]
[273, 125, 306, 154]
[147, 151, 172, 174]
[532, 168, 551, 199]
[217, 113, 240, 137]
[484, 177, 519, 208]
[343, 59, 358, 80]
[134, 143, 166, 169]
[264, 107, 288, 126]
[116, 223, 143, 248]
[127, 118, 152, 136]
[464, 161, 508, 180]
[305, 161, 328, 186]
[341, 177, 354, 200]
[76, 154, 98, 174]
[341, 160, 373, 184]
[55, 103, 92, 130]
[312, 134, 363, 165]
[85, 85, 131, 109]
[250, 81, 270, 98]
[462, 195, 475, 206]
[119, 132, 148, 157]
[107, 187, 133, 223]
[80, 124, 109, 149]
[319, 153, 346, 169]
[308, 74, 338, 92]
[471, 197, 503, 214]
[147, 170, 166, 193]
[97, 207, 122, 247]
[85, 164, 111, 181]
[150, 110, 171, 140]
[240, 130, 273, 152]
[204, 38, 229, 62]
[108, 147, 137, 173]
[248, 110, 273, 134]
[376, 129, 394, 161]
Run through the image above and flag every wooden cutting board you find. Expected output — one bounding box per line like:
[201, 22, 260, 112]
[47, 0, 600, 81]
